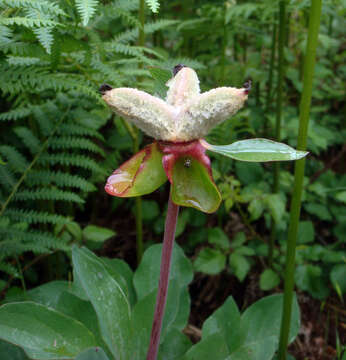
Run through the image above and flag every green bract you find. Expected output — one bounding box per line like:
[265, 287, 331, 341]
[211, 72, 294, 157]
[102, 66, 308, 213]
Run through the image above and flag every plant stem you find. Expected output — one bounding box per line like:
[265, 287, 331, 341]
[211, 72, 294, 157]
[264, 21, 277, 130]
[269, 0, 286, 266]
[146, 191, 179, 360]
[278, 1, 322, 358]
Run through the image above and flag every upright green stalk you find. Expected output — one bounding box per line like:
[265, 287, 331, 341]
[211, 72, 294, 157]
[133, 0, 146, 264]
[264, 21, 277, 130]
[278, 1, 322, 358]
[269, 0, 286, 267]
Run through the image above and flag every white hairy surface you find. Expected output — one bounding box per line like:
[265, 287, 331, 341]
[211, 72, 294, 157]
[102, 68, 248, 142]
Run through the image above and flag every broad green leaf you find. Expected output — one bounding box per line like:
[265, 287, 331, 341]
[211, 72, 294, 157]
[259, 269, 280, 291]
[130, 281, 190, 360]
[194, 248, 226, 275]
[229, 252, 251, 282]
[208, 227, 231, 250]
[241, 294, 300, 346]
[330, 264, 346, 295]
[171, 155, 221, 213]
[295, 264, 330, 299]
[83, 225, 115, 243]
[56, 291, 111, 358]
[202, 297, 243, 352]
[27, 280, 70, 308]
[75, 347, 110, 360]
[0, 302, 96, 359]
[203, 138, 308, 162]
[72, 246, 131, 360]
[105, 142, 167, 197]
[297, 221, 315, 244]
[158, 328, 192, 360]
[182, 333, 230, 360]
[133, 243, 193, 301]
[100, 257, 137, 307]
[0, 339, 29, 360]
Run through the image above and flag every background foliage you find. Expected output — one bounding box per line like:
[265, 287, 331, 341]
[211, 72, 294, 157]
[0, 0, 345, 358]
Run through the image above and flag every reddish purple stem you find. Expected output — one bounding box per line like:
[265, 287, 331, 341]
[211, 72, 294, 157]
[146, 191, 179, 360]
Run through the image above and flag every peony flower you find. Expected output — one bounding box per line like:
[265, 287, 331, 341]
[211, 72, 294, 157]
[101, 65, 307, 213]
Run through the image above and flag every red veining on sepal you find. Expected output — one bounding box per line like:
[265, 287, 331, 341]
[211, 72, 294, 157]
[159, 140, 212, 183]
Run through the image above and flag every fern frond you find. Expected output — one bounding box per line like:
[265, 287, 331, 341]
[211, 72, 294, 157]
[0, 106, 32, 121]
[58, 123, 105, 141]
[14, 127, 41, 154]
[26, 170, 97, 192]
[1, 0, 67, 17]
[38, 153, 105, 173]
[145, 0, 159, 13]
[7, 56, 42, 66]
[0, 16, 59, 28]
[0, 146, 28, 172]
[4, 209, 71, 225]
[0, 25, 13, 46]
[75, 0, 99, 26]
[33, 27, 54, 54]
[0, 261, 19, 277]
[49, 137, 105, 156]
[14, 188, 85, 203]
[0, 166, 16, 192]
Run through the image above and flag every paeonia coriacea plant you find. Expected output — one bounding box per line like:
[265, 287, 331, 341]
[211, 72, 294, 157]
[100, 64, 307, 360]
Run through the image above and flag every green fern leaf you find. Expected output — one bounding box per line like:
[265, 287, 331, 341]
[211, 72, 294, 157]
[14, 189, 85, 203]
[49, 137, 105, 156]
[14, 127, 41, 154]
[0, 145, 28, 172]
[145, 0, 160, 13]
[4, 209, 71, 225]
[75, 0, 99, 26]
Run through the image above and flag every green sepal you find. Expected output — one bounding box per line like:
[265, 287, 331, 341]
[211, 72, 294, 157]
[105, 142, 167, 197]
[202, 138, 308, 162]
[171, 156, 221, 213]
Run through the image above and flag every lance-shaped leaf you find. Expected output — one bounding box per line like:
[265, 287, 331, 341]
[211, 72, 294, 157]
[168, 155, 221, 213]
[105, 142, 167, 197]
[0, 302, 96, 359]
[102, 88, 175, 141]
[166, 66, 200, 107]
[178, 87, 248, 141]
[201, 138, 308, 162]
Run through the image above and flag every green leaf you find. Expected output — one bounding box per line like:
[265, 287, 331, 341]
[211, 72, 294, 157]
[295, 264, 330, 299]
[202, 297, 243, 351]
[105, 142, 167, 198]
[83, 225, 115, 243]
[75, 347, 110, 360]
[171, 155, 221, 213]
[0, 302, 96, 359]
[203, 138, 308, 162]
[297, 221, 315, 244]
[229, 253, 251, 282]
[100, 258, 137, 307]
[194, 248, 226, 275]
[72, 246, 131, 360]
[259, 269, 280, 291]
[265, 193, 286, 224]
[330, 264, 346, 295]
[242, 294, 300, 346]
[130, 282, 190, 360]
[158, 328, 192, 360]
[0, 339, 29, 360]
[140, 200, 160, 221]
[149, 67, 171, 99]
[182, 333, 230, 360]
[55, 291, 111, 357]
[207, 227, 230, 250]
[133, 243, 193, 301]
